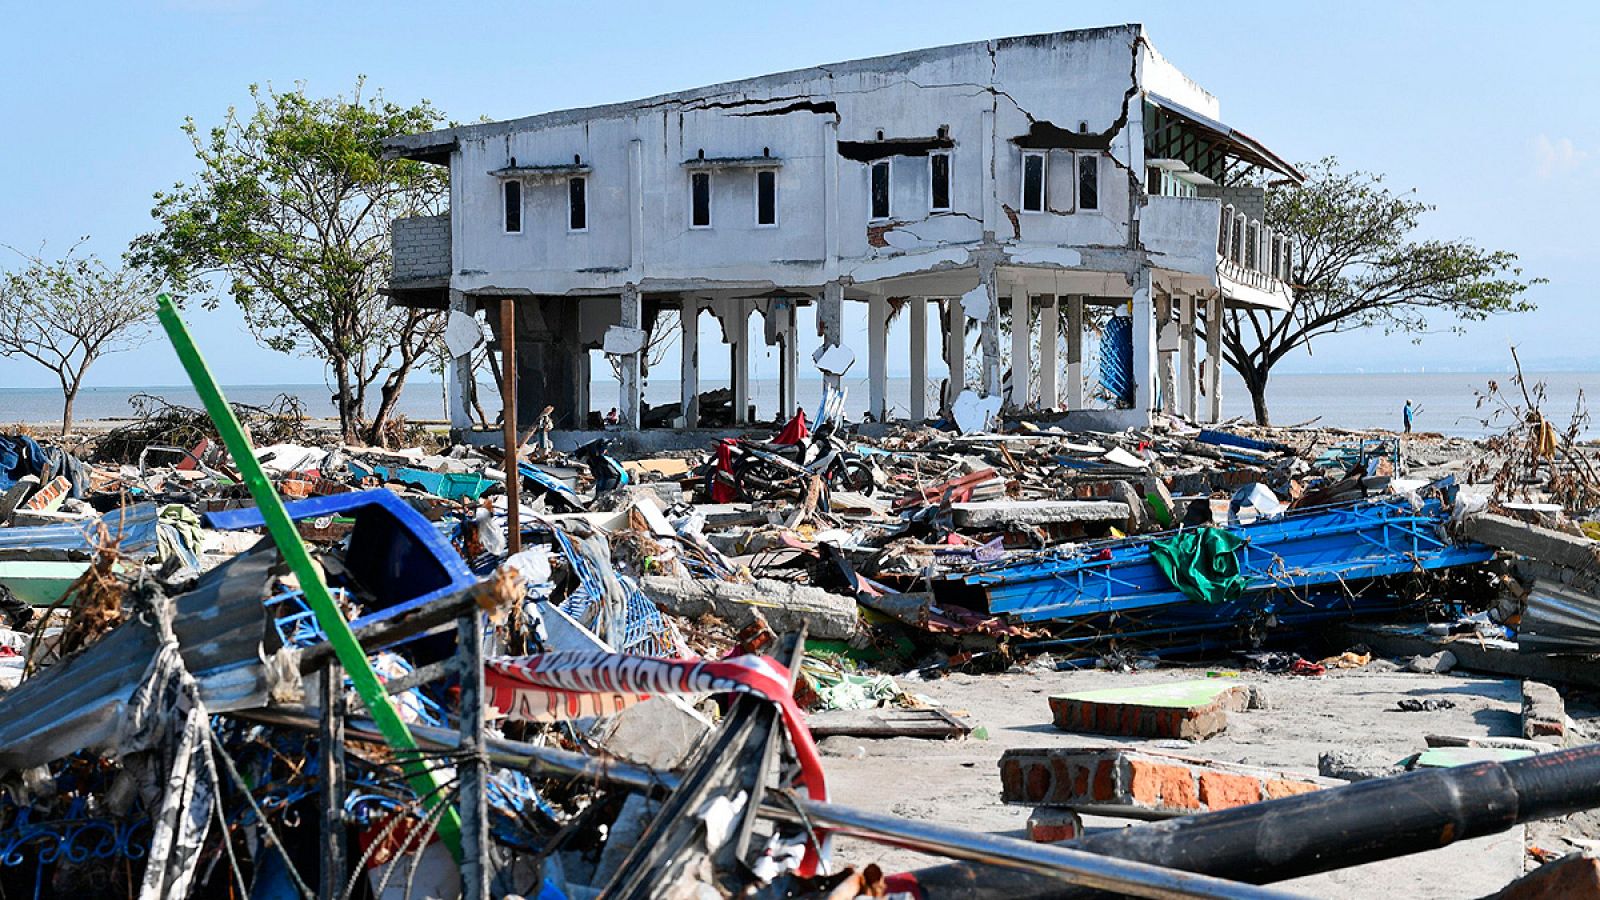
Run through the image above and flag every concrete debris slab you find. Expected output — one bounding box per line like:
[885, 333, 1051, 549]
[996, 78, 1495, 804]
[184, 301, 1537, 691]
[638, 575, 859, 639]
[949, 499, 1130, 529]
[603, 325, 648, 355]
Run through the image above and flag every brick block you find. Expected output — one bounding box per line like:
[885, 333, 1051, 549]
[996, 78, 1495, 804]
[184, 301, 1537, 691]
[1198, 771, 1261, 810]
[1491, 851, 1600, 899]
[1264, 778, 1320, 800]
[1523, 681, 1567, 745]
[1026, 807, 1083, 843]
[999, 747, 1325, 820]
[20, 476, 70, 512]
[1049, 680, 1250, 741]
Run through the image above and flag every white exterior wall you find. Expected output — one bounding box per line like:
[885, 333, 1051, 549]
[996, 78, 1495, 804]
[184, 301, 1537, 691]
[430, 24, 1213, 298]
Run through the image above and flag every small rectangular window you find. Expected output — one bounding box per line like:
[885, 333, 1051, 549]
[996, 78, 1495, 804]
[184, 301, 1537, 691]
[1078, 154, 1099, 210]
[870, 160, 891, 220]
[691, 172, 711, 228]
[1021, 152, 1045, 213]
[503, 180, 522, 233]
[929, 152, 951, 211]
[756, 170, 777, 226]
[568, 176, 587, 231]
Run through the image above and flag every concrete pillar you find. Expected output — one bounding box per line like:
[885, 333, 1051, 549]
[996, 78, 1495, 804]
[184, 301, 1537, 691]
[868, 295, 889, 421]
[1066, 295, 1085, 410]
[447, 290, 477, 433]
[943, 298, 965, 413]
[979, 262, 1002, 397]
[680, 298, 700, 427]
[1131, 268, 1157, 417]
[909, 297, 928, 422]
[1038, 294, 1058, 411]
[575, 349, 591, 428]
[1180, 294, 1198, 420]
[619, 284, 642, 429]
[1206, 294, 1224, 423]
[730, 302, 750, 425]
[1008, 282, 1031, 411]
[819, 280, 845, 395]
[778, 300, 799, 420]
[1156, 293, 1176, 416]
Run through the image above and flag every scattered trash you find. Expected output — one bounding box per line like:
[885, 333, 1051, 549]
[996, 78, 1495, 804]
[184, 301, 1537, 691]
[1, 306, 1599, 899]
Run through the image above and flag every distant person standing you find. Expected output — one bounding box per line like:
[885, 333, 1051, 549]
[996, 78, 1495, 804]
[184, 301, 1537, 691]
[1403, 399, 1415, 434]
[534, 404, 556, 454]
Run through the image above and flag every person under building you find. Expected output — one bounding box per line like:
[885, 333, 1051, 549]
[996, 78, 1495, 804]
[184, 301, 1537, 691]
[605, 407, 620, 426]
[534, 405, 556, 454]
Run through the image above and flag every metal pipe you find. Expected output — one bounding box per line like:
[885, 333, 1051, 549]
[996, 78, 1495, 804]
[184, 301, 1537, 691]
[501, 297, 521, 555]
[242, 710, 1285, 898]
[907, 744, 1600, 899]
[765, 796, 1303, 900]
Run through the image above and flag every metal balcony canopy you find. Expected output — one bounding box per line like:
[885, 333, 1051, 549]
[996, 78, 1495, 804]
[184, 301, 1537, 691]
[1144, 93, 1305, 185]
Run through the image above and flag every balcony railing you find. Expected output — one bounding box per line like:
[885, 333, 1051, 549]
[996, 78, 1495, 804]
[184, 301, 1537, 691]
[1216, 205, 1290, 287]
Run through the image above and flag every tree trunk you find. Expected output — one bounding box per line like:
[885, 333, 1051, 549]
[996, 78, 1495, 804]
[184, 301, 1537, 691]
[60, 389, 75, 436]
[1238, 366, 1271, 426]
[1250, 385, 1270, 426]
[365, 366, 411, 447]
[332, 358, 359, 444]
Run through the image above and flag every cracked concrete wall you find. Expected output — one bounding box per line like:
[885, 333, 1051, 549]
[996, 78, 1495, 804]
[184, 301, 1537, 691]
[438, 24, 1221, 299]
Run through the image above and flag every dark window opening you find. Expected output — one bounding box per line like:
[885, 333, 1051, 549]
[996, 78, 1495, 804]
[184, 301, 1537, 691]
[503, 180, 522, 233]
[757, 170, 777, 225]
[568, 177, 587, 231]
[691, 172, 711, 227]
[930, 153, 951, 210]
[870, 161, 890, 220]
[1078, 154, 1099, 210]
[1021, 153, 1045, 212]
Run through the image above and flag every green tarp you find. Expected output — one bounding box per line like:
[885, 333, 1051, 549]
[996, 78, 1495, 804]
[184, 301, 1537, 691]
[1150, 527, 1247, 605]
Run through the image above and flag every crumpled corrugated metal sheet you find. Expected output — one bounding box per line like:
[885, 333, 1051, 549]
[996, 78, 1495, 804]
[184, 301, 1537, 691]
[0, 502, 162, 557]
[0, 540, 274, 771]
[1521, 579, 1600, 652]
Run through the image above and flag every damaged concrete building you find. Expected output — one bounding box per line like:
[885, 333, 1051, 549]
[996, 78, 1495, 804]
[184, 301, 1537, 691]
[385, 23, 1301, 442]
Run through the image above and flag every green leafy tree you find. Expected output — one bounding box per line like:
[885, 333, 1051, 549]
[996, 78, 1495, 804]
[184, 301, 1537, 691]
[1221, 157, 1540, 425]
[135, 79, 448, 443]
[0, 242, 163, 434]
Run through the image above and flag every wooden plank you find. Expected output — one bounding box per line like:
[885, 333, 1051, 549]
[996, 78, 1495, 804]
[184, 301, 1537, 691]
[807, 707, 973, 740]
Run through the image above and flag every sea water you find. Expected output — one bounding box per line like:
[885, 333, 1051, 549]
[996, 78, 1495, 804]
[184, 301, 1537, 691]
[0, 371, 1593, 439]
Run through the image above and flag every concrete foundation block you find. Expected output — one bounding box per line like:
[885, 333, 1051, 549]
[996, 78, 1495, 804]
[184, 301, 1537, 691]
[1048, 680, 1251, 740]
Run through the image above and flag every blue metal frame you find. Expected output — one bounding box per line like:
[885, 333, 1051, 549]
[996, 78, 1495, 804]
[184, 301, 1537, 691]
[203, 489, 476, 630]
[966, 496, 1493, 624]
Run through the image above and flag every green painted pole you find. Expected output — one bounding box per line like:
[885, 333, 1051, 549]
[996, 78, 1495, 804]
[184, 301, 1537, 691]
[155, 294, 462, 859]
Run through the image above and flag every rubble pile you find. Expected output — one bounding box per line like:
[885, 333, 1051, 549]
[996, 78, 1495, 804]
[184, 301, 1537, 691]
[4, 383, 1600, 898]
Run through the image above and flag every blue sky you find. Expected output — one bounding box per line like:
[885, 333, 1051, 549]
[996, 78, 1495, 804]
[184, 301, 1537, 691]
[2, 0, 1596, 391]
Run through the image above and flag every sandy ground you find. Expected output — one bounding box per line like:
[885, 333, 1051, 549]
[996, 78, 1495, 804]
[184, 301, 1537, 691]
[816, 664, 1541, 898]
